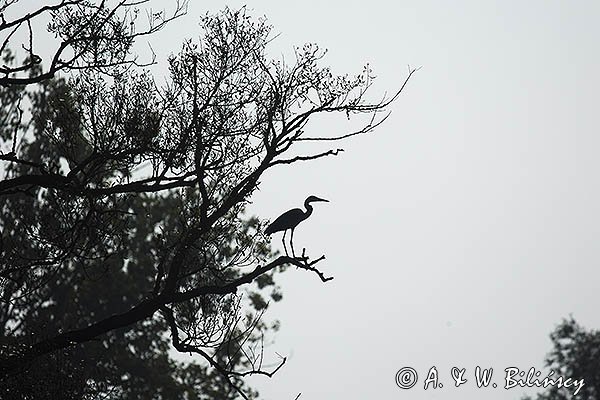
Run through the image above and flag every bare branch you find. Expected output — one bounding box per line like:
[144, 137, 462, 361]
[270, 148, 344, 166]
[295, 66, 419, 141]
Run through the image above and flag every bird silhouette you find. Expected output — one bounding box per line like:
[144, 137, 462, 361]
[265, 195, 329, 257]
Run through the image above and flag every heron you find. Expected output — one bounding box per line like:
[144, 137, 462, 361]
[264, 195, 329, 257]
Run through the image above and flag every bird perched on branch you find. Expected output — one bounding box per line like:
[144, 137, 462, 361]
[265, 195, 329, 257]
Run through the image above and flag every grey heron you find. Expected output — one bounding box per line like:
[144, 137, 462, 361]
[264, 195, 329, 257]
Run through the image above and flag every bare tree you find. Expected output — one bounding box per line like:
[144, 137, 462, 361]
[0, 0, 187, 86]
[0, 5, 416, 398]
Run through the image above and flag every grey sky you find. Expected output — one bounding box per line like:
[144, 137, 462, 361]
[9, 0, 600, 398]
[152, 1, 600, 399]
[208, 2, 599, 399]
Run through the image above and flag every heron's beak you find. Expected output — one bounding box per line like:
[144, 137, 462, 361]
[315, 197, 329, 203]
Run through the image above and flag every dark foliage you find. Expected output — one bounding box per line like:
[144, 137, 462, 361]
[523, 318, 600, 400]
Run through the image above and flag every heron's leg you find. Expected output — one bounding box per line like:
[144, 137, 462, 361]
[290, 228, 296, 258]
[282, 230, 289, 256]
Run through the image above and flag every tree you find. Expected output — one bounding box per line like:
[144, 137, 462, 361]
[523, 318, 600, 400]
[0, 3, 416, 398]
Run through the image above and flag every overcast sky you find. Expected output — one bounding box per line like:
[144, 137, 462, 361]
[12, 1, 600, 399]
[151, 1, 600, 399]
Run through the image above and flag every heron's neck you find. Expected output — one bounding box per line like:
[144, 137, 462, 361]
[304, 201, 314, 217]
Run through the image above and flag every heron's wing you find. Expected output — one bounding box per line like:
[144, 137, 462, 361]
[265, 208, 305, 235]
